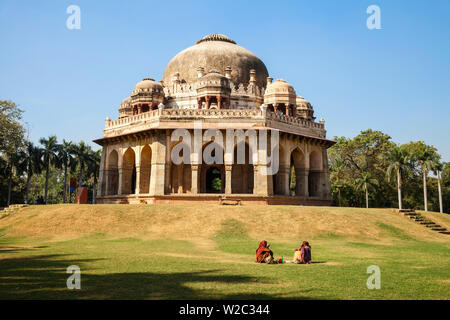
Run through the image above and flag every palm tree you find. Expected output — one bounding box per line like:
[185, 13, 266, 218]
[23, 142, 43, 204]
[71, 141, 91, 189]
[39, 135, 61, 204]
[86, 149, 101, 204]
[386, 145, 411, 210]
[355, 172, 379, 208]
[432, 161, 444, 214]
[58, 139, 75, 203]
[414, 145, 439, 212]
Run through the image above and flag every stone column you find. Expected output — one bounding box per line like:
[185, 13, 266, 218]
[273, 104, 278, 113]
[322, 148, 331, 200]
[118, 167, 123, 195]
[205, 96, 211, 109]
[285, 104, 290, 116]
[149, 165, 165, 195]
[149, 134, 166, 196]
[98, 168, 104, 197]
[279, 165, 291, 196]
[253, 165, 274, 196]
[103, 169, 110, 196]
[197, 97, 202, 109]
[177, 165, 183, 194]
[135, 166, 141, 195]
[164, 131, 171, 194]
[295, 168, 308, 197]
[137, 104, 142, 114]
[97, 148, 106, 197]
[225, 164, 232, 194]
[191, 164, 199, 194]
[217, 96, 222, 109]
[303, 169, 309, 197]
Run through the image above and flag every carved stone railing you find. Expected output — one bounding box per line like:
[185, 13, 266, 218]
[105, 108, 325, 133]
[265, 112, 324, 129]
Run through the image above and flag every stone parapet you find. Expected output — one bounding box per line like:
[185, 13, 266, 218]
[102, 108, 326, 140]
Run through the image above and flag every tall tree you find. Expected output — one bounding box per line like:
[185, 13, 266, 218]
[328, 129, 395, 207]
[386, 145, 411, 210]
[355, 172, 379, 208]
[4, 150, 25, 206]
[432, 161, 444, 214]
[0, 100, 25, 206]
[405, 142, 440, 211]
[0, 100, 25, 156]
[86, 149, 101, 204]
[58, 139, 75, 203]
[72, 141, 91, 189]
[23, 141, 43, 204]
[39, 135, 61, 204]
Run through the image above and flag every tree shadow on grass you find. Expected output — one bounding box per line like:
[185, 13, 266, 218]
[0, 245, 48, 254]
[0, 254, 324, 300]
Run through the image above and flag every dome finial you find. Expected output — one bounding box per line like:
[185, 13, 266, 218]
[196, 34, 236, 45]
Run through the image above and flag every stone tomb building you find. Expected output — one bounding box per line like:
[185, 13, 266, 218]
[94, 34, 335, 205]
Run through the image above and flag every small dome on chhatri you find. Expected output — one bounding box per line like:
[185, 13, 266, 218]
[132, 78, 163, 95]
[199, 69, 229, 81]
[265, 79, 296, 95]
[121, 96, 132, 106]
[197, 70, 231, 92]
[296, 96, 313, 109]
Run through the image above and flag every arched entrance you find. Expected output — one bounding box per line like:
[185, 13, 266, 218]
[231, 143, 254, 194]
[200, 141, 225, 193]
[205, 166, 223, 193]
[290, 147, 306, 196]
[140, 145, 152, 194]
[273, 145, 287, 195]
[170, 142, 192, 194]
[122, 147, 136, 194]
[107, 150, 119, 195]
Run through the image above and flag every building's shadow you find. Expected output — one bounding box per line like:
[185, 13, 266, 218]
[0, 253, 322, 300]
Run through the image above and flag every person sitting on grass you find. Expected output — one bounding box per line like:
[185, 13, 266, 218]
[256, 240, 277, 264]
[293, 241, 312, 264]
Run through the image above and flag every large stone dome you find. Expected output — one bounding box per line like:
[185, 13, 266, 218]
[163, 34, 269, 88]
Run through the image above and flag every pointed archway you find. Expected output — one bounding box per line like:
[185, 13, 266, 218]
[122, 147, 136, 194]
[231, 142, 254, 194]
[107, 150, 119, 195]
[140, 145, 152, 194]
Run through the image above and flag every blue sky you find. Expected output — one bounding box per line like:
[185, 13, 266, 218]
[1, 0, 449, 160]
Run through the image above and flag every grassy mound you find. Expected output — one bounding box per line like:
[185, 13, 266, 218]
[0, 204, 449, 299]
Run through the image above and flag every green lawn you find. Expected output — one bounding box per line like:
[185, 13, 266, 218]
[0, 205, 449, 299]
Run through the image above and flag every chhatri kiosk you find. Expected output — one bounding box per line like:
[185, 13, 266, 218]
[94, 34, 334, 205]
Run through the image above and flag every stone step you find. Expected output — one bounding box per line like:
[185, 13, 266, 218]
[426, 224, 440, 228]
[399, 209, 415, 213]
[432, 227, 447, 232]
[438, 231, 450, 235]
[420, 222, 435, 225]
